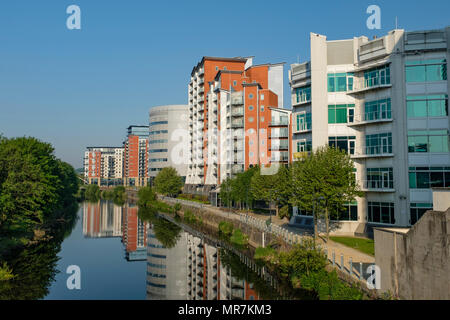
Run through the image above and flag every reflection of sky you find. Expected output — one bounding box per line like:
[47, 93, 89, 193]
[45, 206, 146, 300]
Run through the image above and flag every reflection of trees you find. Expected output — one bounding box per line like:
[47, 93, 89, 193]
[152, 219, 181, 249]
[0, 204, 79, 300]
[219, 249, 318, 300]
[138, 206, 182, 249]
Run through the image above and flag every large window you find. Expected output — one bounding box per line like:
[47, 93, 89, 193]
[407, 129, 449, 153]
[407, 95, 448, 118]
[364, 65, 390, 88]
[328, 136, 355, 155]
[366, 167, 394, 189]
[327, 73, 353, 92]
[368, 202, 395, 224]
[365, 132, 392, 155]
[328, 104, 355, 124]
[295, 85, 311, 103]
[150, 121, 168, 126]
[406, 59, 447, 82]
[149, 139, 168, 144]
[296, 140, 312, 152]
[149, 130, 168, 135]
[296, 112, 312, 131]
[330, 203, 358, 221]
[410, 203, 433, 225]
[409, 166, 450, 189]
[149, 149, 168, 153]
[364, 98, 392, 121]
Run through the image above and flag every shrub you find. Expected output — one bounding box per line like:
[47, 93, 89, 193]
[218, 221, 234, 238]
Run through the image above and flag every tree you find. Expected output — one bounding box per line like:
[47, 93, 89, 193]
[219, 177, 233, 209]
[291, 146, 362, 241]
[154, 167, 183, 197]
[250, 165, 292, 218]
[230, 166, 258, 210]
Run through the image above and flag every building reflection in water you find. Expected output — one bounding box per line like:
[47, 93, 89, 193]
[146, 225, 259, 300]
[82, 201, 148, 261]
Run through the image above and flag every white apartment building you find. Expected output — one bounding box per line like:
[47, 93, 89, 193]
[148, 105, 189, 181]
[83, 146, 124, 185]
[289, 27, 449, 235]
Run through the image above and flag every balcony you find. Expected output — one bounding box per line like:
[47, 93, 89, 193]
[231, 120, 244, 128]
[351, 147, 393, 159]
[198, 67, 204, 76]
[269, 132, 289, 139]
[291, 94, 311, 107]
[347, 112, 392, 127]
[231, 164, 244, 174]
[348, 76, 391, 94]
[231, 95, 243, 105]
[231, 108, 244, 117]
[270, 143, 289, 151]
[269, 120, 289, 126]
[361, 180, 395, 192]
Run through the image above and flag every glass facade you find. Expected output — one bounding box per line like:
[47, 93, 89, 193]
[364, 98, 392, 121]
[295, 85, 311, 103]
[296, 140, 312, 152]
[409, 166, 450, 188]
[365, 132, 392, 155]
[328, 136, 355, 154]
[150, 130, 168, 135]
[364, 65, 390, 88]
[328, 104, 355, 124]
[407, 129, 449, 153]
[405, 59, 447, 82]
[407, 95, 448, 118]
[296, 112, 312, 131]
[149, 121, 168, 126]
[327, 73, 353, 92]
[366, 167, 394, 189]
[368, 202, 395, 224]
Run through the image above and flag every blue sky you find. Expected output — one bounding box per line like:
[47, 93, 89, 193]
[0, 0, 448, 168]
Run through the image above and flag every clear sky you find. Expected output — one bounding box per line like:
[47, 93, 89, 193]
[0, 0, 448, 168]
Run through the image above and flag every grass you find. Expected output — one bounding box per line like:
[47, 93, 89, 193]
[329, 236, 375, 256]
[177, 194, 210, 204]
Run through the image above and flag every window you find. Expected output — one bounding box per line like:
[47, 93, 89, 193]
[407, 95, 448, 118]
[410, 203, 433, 225]
[409, 167, 450, 189]
[364, 65, 390, 88]
[365, 133, 392, 155]
[261, 116, 264, 122]
[328, 136, 356, 155]
[233, 80, 237, 86]
[149, 149, 168, 153]
[149, 121, 168, 126]
[248, 105, 254, 111]
[249, 94, 254, 99]
[149, 130, 168, 135]
[149, 139, 168, 144]
[330, 202, 358, 221]
[365, 98, 392, 121]
[215, 66, 218, 71]
[260, 94, 264, 100]
[408, 130, 449, 153]
[328, 104, 354, 123]
[248, 117, 254, 123]
[296, 112, 312, 131]
[368, 202, 395, 224]
[260, 106, 264, 112]
[366, 167, 394, 189]
[327, 73, 353, 92]
[406, 59, 447, 82]
[295, 85, 311, 102]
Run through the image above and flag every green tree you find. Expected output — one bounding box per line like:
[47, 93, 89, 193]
[250, 165, 291, 217]
[291, 146, 362, 241]
[154, 167, 183, 197]
[231, 166, 258, 210]
[219, 177, 233, 209]
[137, 186, 157, 207]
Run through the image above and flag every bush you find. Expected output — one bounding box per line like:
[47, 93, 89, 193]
[137, 186, 157, 207]
[230, 229, 249, 246]
[218, 221, 234, 238]
[84, 184, 100, 201]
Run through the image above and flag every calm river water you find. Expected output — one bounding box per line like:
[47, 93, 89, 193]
[3, 200, 293, 300]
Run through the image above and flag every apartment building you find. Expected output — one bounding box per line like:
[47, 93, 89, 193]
[289, 27, 449, 235]
[123, 125, 149, 186]
[185, 56, 291, 196]
[83, 146, 124, 185]
[148, 105, 189, 182]
[82, 200, 123, 238]
[122, 203, 147, 261]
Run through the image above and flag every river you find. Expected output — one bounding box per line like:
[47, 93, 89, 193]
[2, 200, 301, 300]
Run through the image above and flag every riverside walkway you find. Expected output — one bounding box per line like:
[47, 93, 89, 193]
[158, 195, 375, 281]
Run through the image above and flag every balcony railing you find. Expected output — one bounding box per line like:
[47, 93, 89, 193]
[231, 120, 244, 128]
[351, 146, 393, 159]
[231, 95, 243, 105]
[231, 108, 244, 117]
[361, 180, 395, 192]
[270, 143, 289, 150]
[348, 111, 392, 126]
[349, 76, 391, 93]
[269, 120, 289, 126]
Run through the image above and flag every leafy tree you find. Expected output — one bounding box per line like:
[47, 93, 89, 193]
[291, 146, 362, 241]
[154, 167, 183, 197]
[230, 166, 258, 210]
[152, 219, 182, 249]
[137, 186, 157, 207]
[250, 165, 291, 217]
[84, 184, 100, 201]
[219, 177, 233, 209]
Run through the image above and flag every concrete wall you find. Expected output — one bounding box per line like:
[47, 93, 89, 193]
[374, 208, 450, 299]
[432, 188, 450, 212]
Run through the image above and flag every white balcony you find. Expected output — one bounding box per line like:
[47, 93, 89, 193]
[360, 180, 395, 192]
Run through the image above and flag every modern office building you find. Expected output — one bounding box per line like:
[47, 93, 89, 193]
[83, 146, 124, 185]
[123, 125, 149, 186]
[289, 27, 449, 235]
[148, 105, 189, 182]
[185, 56, 291, 196]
